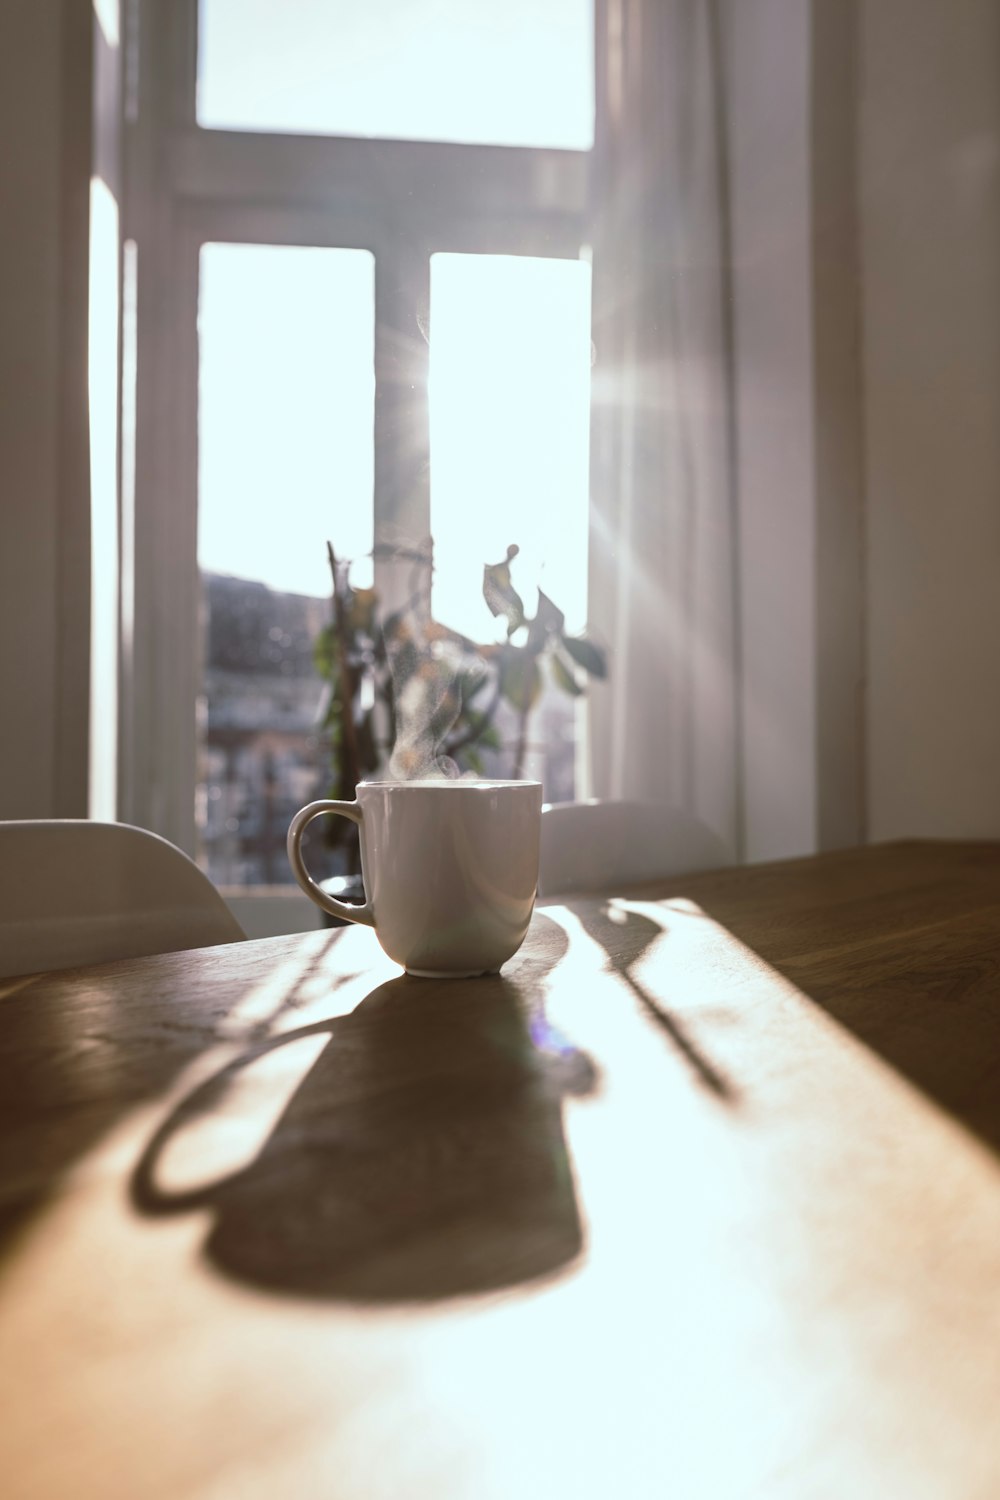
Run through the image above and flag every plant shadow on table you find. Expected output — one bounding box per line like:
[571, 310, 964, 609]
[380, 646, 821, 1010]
[132, 914, 599, 1303]
[614, 847, 1000, 1159]
[570, 901, 737, 1102]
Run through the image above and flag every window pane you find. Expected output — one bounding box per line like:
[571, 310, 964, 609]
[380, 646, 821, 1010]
[197, 243, 374, 887]
[429, 252, 592, 799]
[197, 0, 594, 150]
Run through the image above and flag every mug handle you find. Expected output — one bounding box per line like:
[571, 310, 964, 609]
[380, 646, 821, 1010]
[287, 800, 375, 927]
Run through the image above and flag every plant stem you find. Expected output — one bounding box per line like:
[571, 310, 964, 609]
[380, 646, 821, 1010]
[327, 541, 363, 797]
[513, 705, 530, 780]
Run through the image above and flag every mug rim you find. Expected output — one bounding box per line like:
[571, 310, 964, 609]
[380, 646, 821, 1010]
[356, 778, 542, 791]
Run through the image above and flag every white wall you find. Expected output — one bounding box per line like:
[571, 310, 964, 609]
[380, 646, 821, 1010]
[729, 0, 1000, 856]
[726, 0, 818, 861]
[725, 0, 865, 861]
[0, 1, 91, 820]
[860, 0, 1000, 840]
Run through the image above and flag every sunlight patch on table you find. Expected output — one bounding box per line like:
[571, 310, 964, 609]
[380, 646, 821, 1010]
[216, 942, 328, 1038]
[215, 927, 399, 1043]
[153, 1032, 331, 1198]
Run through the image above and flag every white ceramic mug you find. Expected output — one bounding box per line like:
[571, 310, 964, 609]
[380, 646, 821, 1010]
[287, 780, 543, 978]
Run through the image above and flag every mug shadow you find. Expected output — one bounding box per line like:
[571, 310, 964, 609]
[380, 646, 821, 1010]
[0, 930, 350, 1263]
[132, 914, 599, 1303]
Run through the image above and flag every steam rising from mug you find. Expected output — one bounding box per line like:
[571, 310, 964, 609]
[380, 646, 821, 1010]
[383, 609, 480, 783]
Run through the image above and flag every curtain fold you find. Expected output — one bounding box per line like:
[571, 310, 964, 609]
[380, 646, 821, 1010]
[587, 0, 741, 858]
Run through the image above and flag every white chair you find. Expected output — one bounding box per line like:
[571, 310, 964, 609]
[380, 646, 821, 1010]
[538, 800, 730, 899]
[0, 820, 246, 979]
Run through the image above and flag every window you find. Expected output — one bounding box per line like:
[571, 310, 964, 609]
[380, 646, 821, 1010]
[429, 253, 592, 641]
[197, 0, 594, 149]
[429, 253, 593, 800]
[123, 1, 595, 904]
[196, 244, 375, 886]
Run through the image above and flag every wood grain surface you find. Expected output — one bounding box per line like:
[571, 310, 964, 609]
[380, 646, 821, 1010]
[2, 840, 1000, 1499]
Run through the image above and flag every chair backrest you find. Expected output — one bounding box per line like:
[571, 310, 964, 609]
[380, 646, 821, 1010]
[0, 820, 246, 979]
[538, 800, 730, 898]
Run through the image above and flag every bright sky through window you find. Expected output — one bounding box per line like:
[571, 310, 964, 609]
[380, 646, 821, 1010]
[198, 246, 592, 631]
[429, 253, 593, 641]
[198, 0, 594, 150]
[197, 244, 375, 598]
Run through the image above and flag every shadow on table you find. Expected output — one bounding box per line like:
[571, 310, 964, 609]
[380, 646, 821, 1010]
[132, 913, 599, 1303]
[717, 914, 1000, 1160]
[571, 901, 738, 1103]
[612, 844, 1000, 1159]
[0, 931, 348, 1263]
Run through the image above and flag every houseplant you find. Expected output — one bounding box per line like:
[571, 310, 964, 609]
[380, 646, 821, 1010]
[312, 539, 607, 882]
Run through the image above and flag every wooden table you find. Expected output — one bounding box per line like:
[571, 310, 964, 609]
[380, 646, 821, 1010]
[3, 840, 1000, 1499]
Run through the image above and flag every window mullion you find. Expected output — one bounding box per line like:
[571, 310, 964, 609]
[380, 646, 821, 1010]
[160, 0, 199, 127]
[372, 238, 432, 616]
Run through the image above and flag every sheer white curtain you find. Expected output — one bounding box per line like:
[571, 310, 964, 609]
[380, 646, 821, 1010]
[586, 0, 741, 858]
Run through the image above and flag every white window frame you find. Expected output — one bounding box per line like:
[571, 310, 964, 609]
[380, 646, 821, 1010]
[120, 0, 594, 873]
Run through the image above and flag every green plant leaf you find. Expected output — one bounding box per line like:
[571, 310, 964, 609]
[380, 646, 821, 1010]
[458, 666, 490, 704]
[527, 588, 566, 653]
[562, 635, 608, 679]
[550, 651, 584, 697]
[313, 622, 336, 678]
[483, 545, 526, 636]
[355, 710, 379, 778]
[348, 586, 378, 635]
[463, 749, 485, 776]
[477, 722, 503, 751]
[500, 652, 542, 713]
